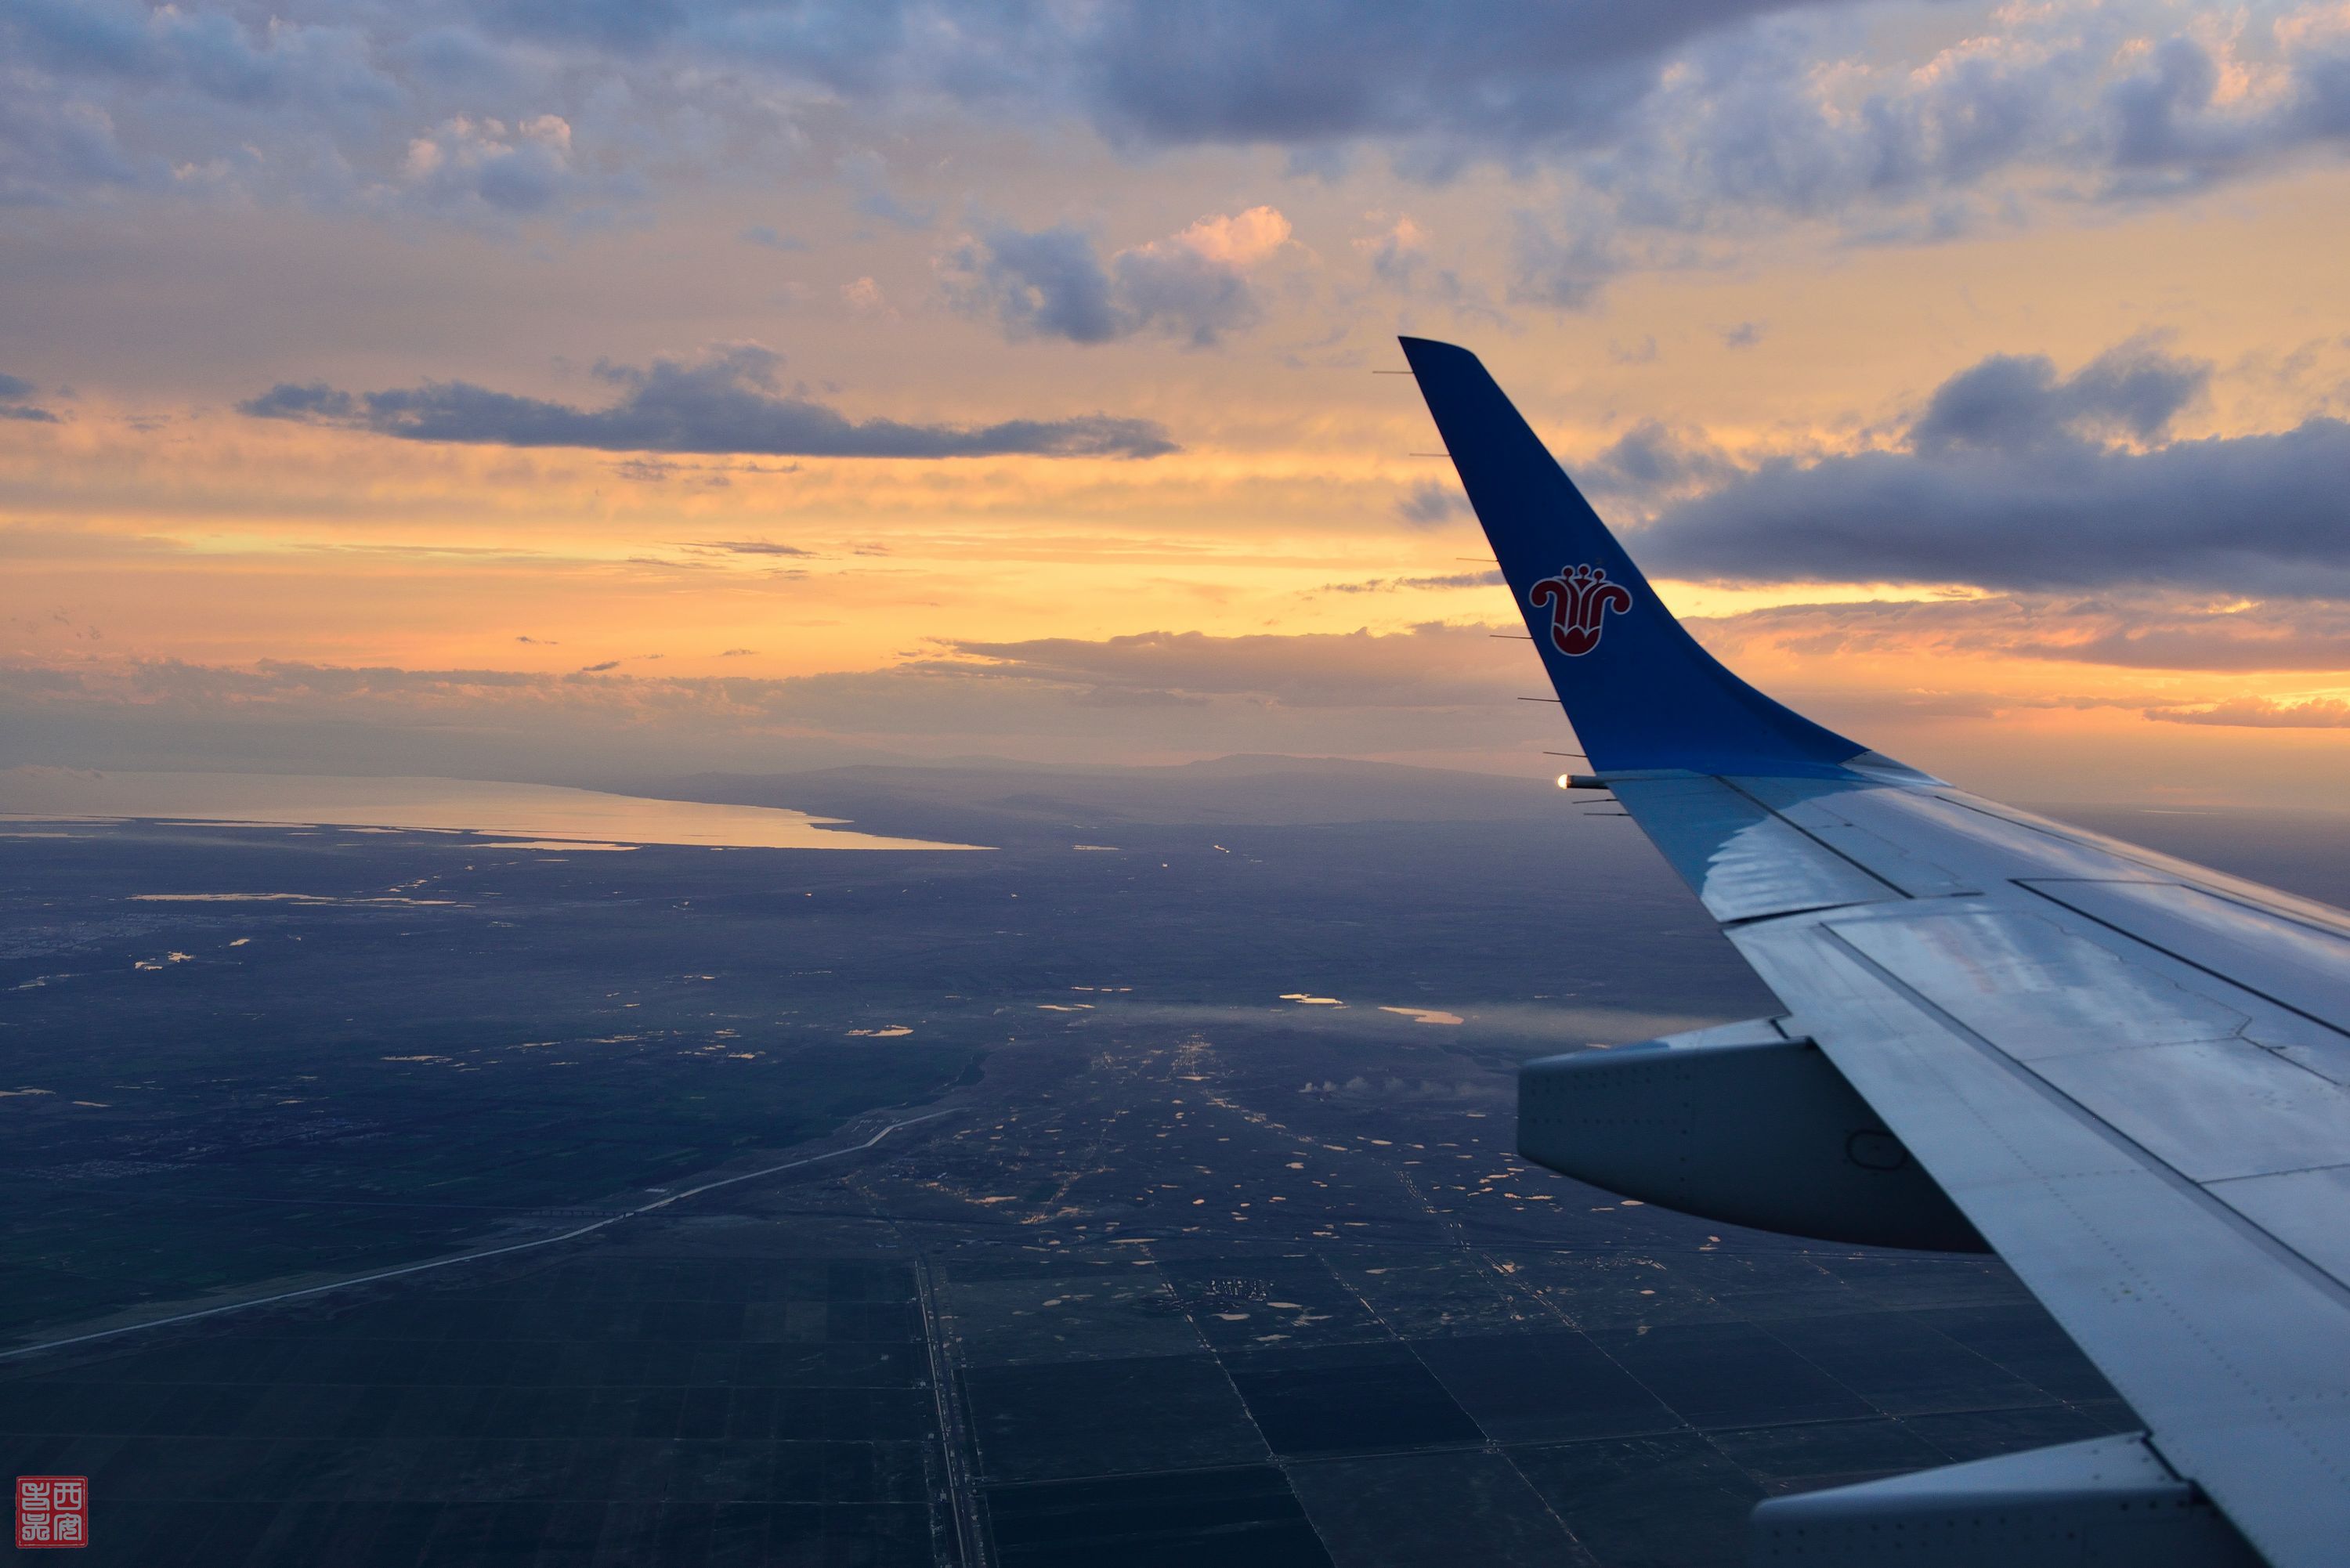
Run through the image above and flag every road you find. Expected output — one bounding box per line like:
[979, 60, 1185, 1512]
[1, 1108, 954, 1361]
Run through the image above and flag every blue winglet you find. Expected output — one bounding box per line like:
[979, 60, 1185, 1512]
[1401, 336, 1872, 779]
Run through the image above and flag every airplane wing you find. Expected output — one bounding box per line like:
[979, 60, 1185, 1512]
[1402, 337, 2349, 1568]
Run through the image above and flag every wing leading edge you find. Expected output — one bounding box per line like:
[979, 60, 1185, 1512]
[1403, 337, 2350, 1568]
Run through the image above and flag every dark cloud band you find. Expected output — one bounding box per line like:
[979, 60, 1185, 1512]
[239, 345, 1175, 459]
[1637, 341, 2350, 599]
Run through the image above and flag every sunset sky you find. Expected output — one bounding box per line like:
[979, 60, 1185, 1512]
[8, 0, 2350, 806]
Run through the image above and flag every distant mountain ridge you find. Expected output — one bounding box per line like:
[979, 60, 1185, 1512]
[645, 753, 1564, 844]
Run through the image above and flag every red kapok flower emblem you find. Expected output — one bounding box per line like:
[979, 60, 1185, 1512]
[1529, 564, 1632, 656]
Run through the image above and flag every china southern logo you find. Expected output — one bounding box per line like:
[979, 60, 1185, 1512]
[1529, 564, 1632, 656]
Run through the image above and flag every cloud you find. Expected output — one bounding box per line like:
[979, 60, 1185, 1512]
[0, 5, 605, 220]
[837, 148, 935, 229]
[9, 2, 2350, 244]
[928, 622, 1524, 709]
[1585, 419, 1738, 502]
[1506, 211, 1622, 310]
[2103, 20, 2350, 195]
[2008, 600, 2350, 673]
[7, 0, 2349, 260]
[738, 225, 805, 251]
[239, 343, 1177, 458]
[240, 381, 353, 421]
[1357, 215, 1429, 287]
[685, 540, 814, 557]
[0, 371, 60, 423]
[1395, 479, 1469, 527]
[0, 628, 1554, 775]
[941, 224, 1118, 342]
[1583, 6, 2350, 234]
[838, 276, 889, 316]
[1066, 2, 1815, 159]
[940, 207, 1291, 347]
[400, 113, 584, 216]
[613, 457, 801, 482]
[1909, 337, 2209, 455]
[1317, 571, 1503, 594]
[1354, 213, 1510, 323]
[2149, 696, 2350, 728]
[1689, 593, 2350, 677]
[0, 89, 147, 207]
[1636, 339, 2350, 598]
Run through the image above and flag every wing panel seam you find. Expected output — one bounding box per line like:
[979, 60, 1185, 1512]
[1811, 921, 2350, 1316]
[1796, 923, 2350, 1558]
[1714, 776, 1915, 901]
[2016, 879, 2350, 1052]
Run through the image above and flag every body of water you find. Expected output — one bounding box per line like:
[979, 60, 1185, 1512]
[0, 768, 985, 851]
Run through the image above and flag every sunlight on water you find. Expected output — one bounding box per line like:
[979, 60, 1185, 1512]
[0, 769, 985, 851]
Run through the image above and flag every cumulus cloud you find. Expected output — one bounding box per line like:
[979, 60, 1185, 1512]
[940, 207, 1292, 347]
[1354, 213, 1509, 322]
[1636, 338, 2350, 598]
[400, 113, 583, 216]
[0, 89, 147, 207]
[1, 2, 407, 206]
[1586, 5, 2350, 234]
[2104, 16, 2350, 195]
[1585, 420, 1739, 503]
[239, 343, 1176, 458]
[1065, 1, 1813, 159]
[1908, 337, 2209, 455]
[9, 2, 2350, 243]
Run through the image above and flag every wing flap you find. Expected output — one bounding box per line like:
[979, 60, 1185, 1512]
[2214, 1167, 2350, 1284]
[2029, 1040, 2350, 1185]
[1752, 1433, 2263, 1567]
[1830, 908, 2251, 1055]
[1734, 916, 2350, 1568]
[2026, 879, 2350, 1044]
